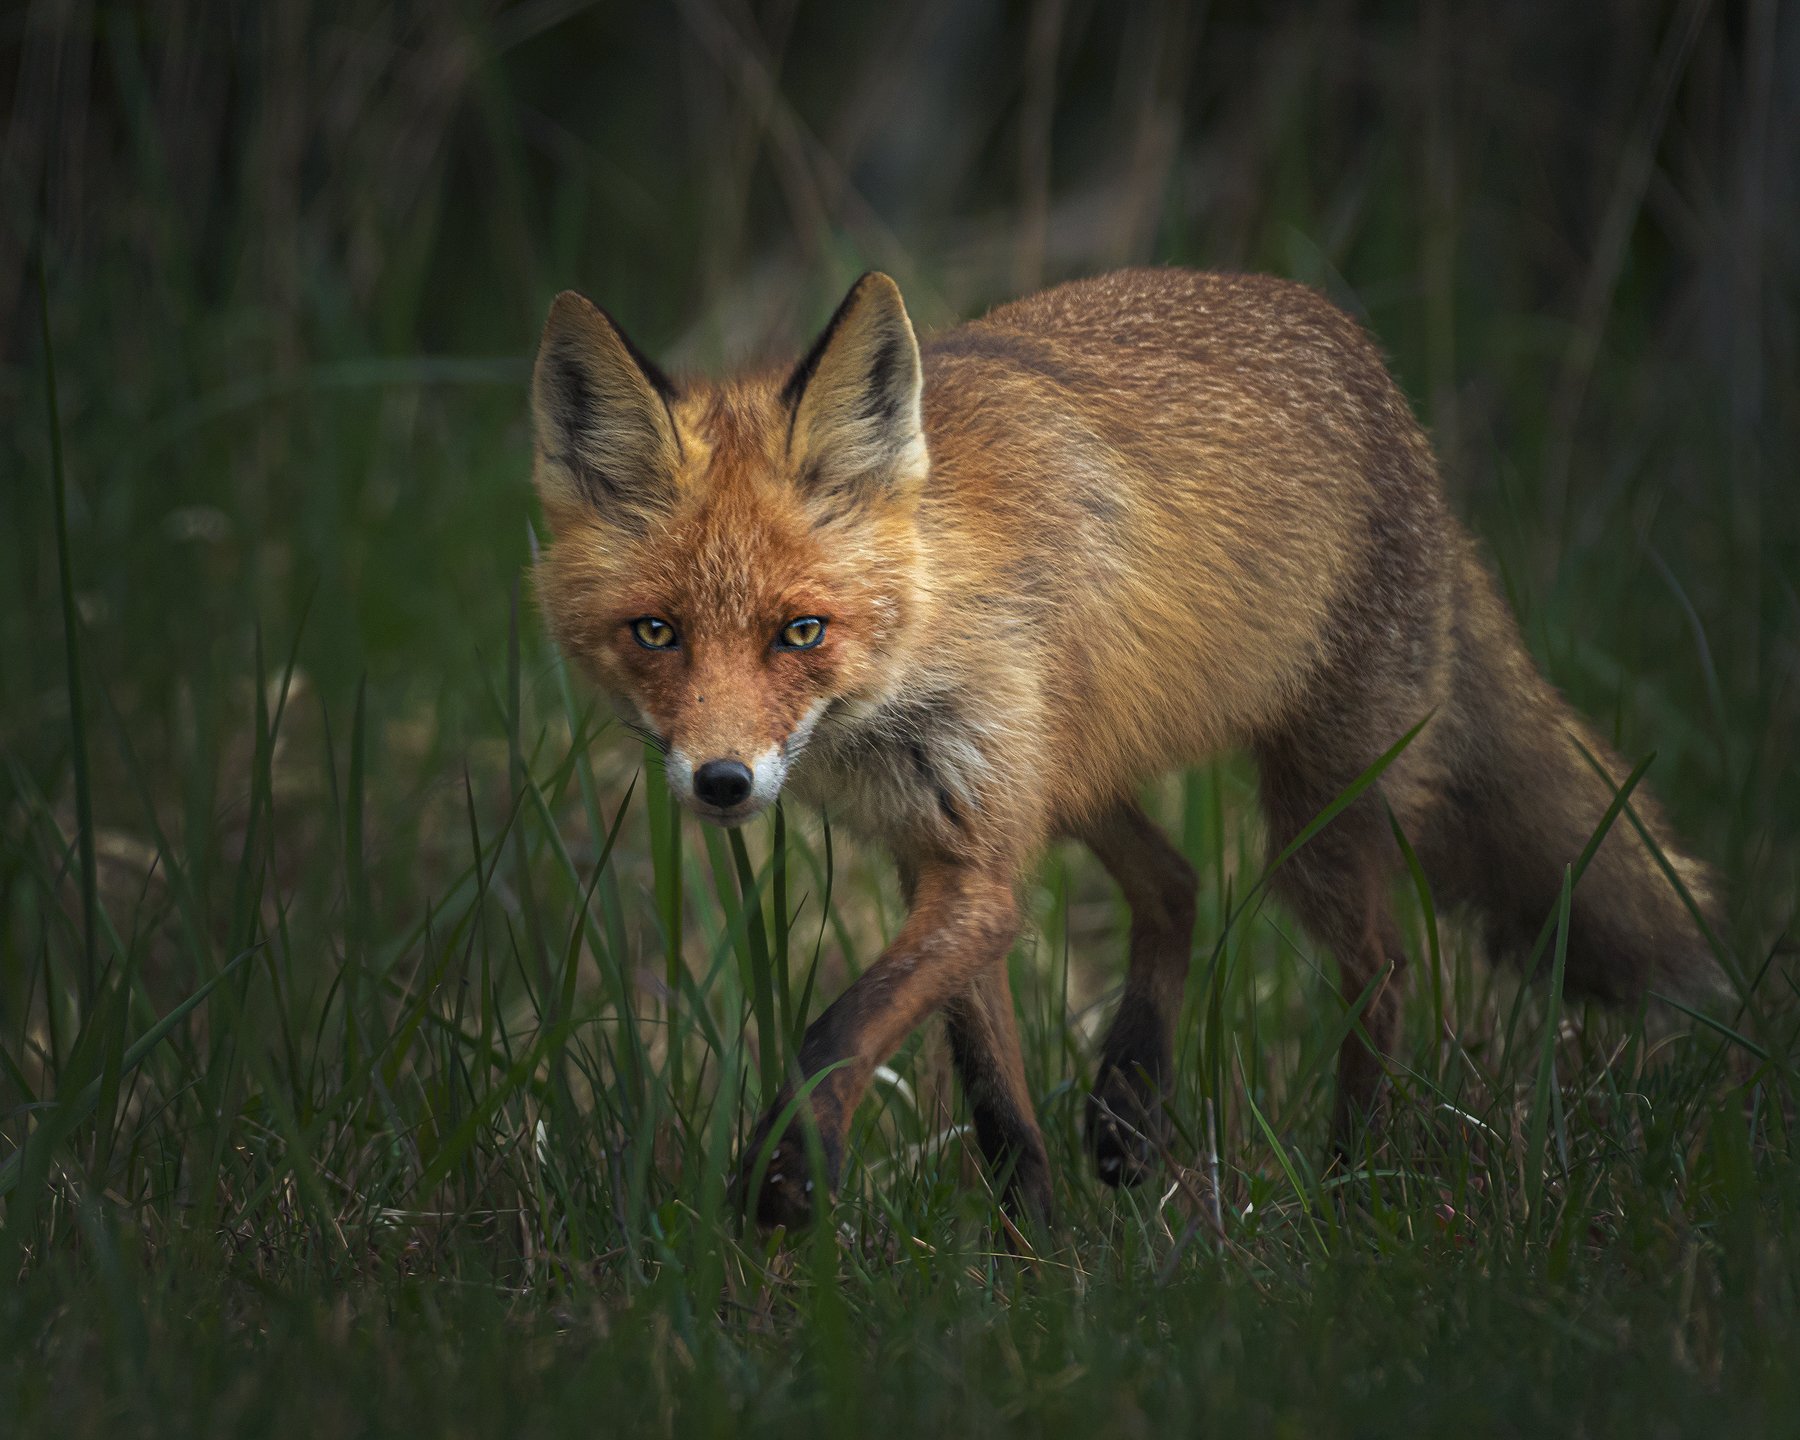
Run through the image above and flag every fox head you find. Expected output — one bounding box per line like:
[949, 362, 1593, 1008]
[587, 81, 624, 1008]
[529, 273, 931, 823]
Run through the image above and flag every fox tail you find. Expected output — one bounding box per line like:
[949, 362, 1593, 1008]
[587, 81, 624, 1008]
[1415, 540, 1730, 1008]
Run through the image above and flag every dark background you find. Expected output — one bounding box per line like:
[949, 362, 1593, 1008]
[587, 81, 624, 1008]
[6, 5, 1796, 914]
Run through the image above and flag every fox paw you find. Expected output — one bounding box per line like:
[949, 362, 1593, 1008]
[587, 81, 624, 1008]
[1086, 1059, 1168, 1189]
[737, 1114, 839, 1231]
[751, 1149, 818, 1229]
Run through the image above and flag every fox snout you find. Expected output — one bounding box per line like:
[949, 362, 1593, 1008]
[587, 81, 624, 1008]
[657, 696, 834, 824]
[664, 741, 793, 825]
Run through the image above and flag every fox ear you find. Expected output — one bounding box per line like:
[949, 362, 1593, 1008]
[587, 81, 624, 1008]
[782, 272, 927, 503]
[531, 291, 681, 525]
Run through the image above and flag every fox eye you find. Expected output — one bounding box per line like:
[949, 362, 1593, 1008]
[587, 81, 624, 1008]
[631, 616, 679, 650]
[777, 616, 826, 651]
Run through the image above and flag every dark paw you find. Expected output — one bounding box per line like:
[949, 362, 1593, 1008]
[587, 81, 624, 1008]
[1010, 1157, 1057, 1232]
[981, 1132, 1056, 1229]
[752, 1146, 818, 1229]
[1086, 1058, 1168, 1189]
[737, 1114, 839, 1231]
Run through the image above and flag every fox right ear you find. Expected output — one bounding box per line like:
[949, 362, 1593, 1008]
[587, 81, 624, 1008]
[530, 291, 681, 526]
[782, 273, 928, 505]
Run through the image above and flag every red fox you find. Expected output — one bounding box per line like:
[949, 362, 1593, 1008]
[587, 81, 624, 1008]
[529, 267, 1724, 1228]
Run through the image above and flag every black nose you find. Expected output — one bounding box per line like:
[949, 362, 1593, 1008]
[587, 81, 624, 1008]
[693, 758, 754, 809]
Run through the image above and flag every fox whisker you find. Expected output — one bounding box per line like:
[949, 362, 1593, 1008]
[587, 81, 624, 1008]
[620, 718, 668, 755]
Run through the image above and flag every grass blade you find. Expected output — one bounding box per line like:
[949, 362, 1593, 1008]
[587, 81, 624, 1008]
[1525, 866, 1573, 1233]
[38, 241, 98, 1008]
[0, 949, 258, 1199]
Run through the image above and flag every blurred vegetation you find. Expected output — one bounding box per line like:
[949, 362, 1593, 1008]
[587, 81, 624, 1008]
[2, 1, 1798, 1434]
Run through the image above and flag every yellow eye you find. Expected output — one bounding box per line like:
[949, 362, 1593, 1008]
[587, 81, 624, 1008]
[631, 617, 678, 650]
[778, 616, 826, 650]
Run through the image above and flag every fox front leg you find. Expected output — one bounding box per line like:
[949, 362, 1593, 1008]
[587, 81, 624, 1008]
[737, 860, 1022, 1230]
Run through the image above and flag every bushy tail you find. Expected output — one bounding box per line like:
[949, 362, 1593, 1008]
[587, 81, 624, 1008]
[1416, 540, 1729, 1008]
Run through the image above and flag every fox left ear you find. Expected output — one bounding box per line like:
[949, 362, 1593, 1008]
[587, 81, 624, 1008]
[782, 272, 927, 503]
[530, 290, 682, 529]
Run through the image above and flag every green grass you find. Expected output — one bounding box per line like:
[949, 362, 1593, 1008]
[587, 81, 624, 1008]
[4, 3, 1798, 1435]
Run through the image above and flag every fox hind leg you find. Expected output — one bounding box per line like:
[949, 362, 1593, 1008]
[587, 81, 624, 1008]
[1080, 802, 1199, 1188]
[944, 961, 1054, 1223]
[1255, 738, 1412, 1158]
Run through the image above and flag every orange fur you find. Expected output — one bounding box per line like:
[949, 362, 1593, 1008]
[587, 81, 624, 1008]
[530, 267, 1723, 1226]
